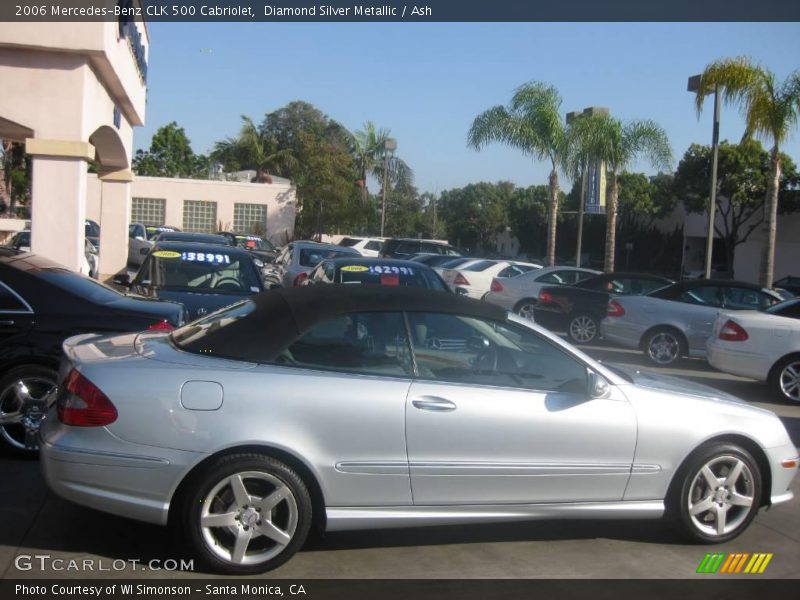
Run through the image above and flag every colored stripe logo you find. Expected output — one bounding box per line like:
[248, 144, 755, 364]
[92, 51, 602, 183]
[697, 553, 773, 574]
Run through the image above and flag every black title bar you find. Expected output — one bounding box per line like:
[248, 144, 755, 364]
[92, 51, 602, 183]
[2, 0, 800, 22]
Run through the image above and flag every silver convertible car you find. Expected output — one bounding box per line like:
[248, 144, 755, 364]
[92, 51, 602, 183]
[40, 287, 798, 574]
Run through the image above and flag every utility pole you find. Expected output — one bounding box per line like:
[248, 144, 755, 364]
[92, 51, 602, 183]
[380, 138, 397, 237]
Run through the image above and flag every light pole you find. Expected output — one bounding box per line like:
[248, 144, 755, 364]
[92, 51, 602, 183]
[566, 106, 609, 268]
[380, 138, 397, 237]
[688, 74, 720, 280]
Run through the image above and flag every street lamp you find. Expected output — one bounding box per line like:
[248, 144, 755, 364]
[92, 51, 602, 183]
[688, 74, 720, 280]
[566, 106, 609, 268]
[380, 138, 397, 237]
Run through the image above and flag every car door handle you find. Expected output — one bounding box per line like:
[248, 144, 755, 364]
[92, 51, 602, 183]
[411, 396, 457, 412]
[0, 320, 15, 326]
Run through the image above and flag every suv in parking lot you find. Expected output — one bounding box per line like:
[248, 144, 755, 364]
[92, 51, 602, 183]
[379, 237, 460, 259]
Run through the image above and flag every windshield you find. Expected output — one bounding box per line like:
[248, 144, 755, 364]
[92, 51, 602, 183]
[39, 269, 123, 304]
[234, 235, 275, 252]
[299, 248, 357, 268]
[146, 226, 176, 241]
[171, 299, 256, 347]
[336, 264, 448, 291]
[142, 249, 262, 294]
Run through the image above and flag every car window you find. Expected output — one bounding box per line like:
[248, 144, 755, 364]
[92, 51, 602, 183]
[338, 237, 361, 247]
[142, 250, 262, 294]
[603, 277, 667, 295]
[233, 235, 275, 251]
[365, 240, 383, 251]
[333, 263, 447, 291]
[536, 270, 579, 285]
[722, 287, 775, 310]
[408, 313, 587, 393]
[463, 260, 497, 272]
[395, 242, 420, 255]
[0, 281, 30, 312]
[299, 248, 357, 268]
[497, 265, 534, 278]
[679, 286, 723, 307]
[768, 299, 800, 319]
[276, 312, 412, 377]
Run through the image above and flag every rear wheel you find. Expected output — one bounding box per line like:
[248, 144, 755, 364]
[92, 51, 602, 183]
[183, 453, 312, 574]
[643, 327, 685, 366]
[669, 442, 761, 544]
[769, 354, 800, 403]
[567, 314, 598, 345]
[0, 365, 57, 457]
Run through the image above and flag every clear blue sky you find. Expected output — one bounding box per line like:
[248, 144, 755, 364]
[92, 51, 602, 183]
[135, 22, 800, 193]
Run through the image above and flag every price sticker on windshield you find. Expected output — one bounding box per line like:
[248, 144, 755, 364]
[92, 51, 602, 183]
[369, 265, 413, 275]
[181, 251, 231, 265]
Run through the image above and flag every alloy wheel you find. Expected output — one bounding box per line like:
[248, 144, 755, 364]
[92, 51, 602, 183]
[569, 315, 597, 344]
[0, 375, 56, 451]
[200, 471, 299, 566]
[647, 332, 680, 365]
[687, 455, 755, 537]
[517, 303, 536, 321]
[779, 361, 800, 402]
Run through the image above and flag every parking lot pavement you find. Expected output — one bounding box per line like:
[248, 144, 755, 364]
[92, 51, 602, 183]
[1, 342, 799, 580]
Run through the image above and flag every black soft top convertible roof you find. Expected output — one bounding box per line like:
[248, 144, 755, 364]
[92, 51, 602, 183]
[174, 285, 507, 362]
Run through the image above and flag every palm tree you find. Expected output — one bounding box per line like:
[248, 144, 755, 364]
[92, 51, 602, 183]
[211, 116, 297, 180]
[692, 57, 800, 288]
[468, 82, 567, 266]
[566, 114, 672, 272]
[351, 121, 413, 204]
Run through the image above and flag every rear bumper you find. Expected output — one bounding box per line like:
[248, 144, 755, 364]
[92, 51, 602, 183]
[39, 414, 204, 526]
[706, 339, 770, 382]
[765, 443, 799, 506]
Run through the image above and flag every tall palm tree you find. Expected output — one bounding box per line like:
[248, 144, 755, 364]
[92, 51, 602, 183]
[693, 57, 800, 288]
[351, 121, 413, 204]
[468, 82, 567, 266]
[211, 116, 297, 180]
[567, 114, 672, 272]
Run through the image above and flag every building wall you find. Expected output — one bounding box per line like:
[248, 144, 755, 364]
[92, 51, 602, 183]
[87, 175, 297, 244]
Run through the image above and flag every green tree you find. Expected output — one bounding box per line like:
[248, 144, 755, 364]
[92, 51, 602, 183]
[693, 57, 800, 287]
[351, 121, 413, 209]
[133, 122, 208, 178]
[468, 82, 567, 266]
[673, 139, 798, 273]
[565, 114, 672, 271]
[437, 182, 514, 252]
[211, 116, 297, 181]
[616, 171, 676, 233]
[1, 140, 31, 216]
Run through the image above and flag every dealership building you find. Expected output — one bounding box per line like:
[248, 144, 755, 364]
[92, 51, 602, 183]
[0, 16, 295, 279]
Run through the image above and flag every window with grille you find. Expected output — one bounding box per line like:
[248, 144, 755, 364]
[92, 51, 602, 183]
[233, 203, 267, 233]
[183, 200, 218, 233]
[131, 198, 166, 225]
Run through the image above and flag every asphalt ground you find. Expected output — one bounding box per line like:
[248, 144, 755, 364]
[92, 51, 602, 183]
[1, 341, 798, 580]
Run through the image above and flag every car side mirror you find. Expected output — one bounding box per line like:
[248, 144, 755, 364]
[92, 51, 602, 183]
[139, 247, 149, 255]
[112, 274, 131, 287]
[466, 336, 490, 352]
[587, 370, 610, 399]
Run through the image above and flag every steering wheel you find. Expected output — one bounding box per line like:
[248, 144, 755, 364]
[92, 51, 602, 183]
[214, 277, 242, 290]
[472, 343, 499, 374]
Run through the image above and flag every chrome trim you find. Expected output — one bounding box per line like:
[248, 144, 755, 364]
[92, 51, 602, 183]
[0, 281, 33, 314]
[46, 442, 170, 467]
[325, 500, 665, 531]
[335, 461, 410, 475]
[631, 464, 662, 474]
[409, 462, 632, 476]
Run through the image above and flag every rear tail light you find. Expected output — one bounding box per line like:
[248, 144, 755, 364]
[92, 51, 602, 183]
[539, 290, 553, 304]
[293, 272, 309, 286]
[453, 273, 470, 286]
[57, 369, 118, 427]
[718, 319, 749, 342]
[148, 320, 174, 332]
[607, 300, 626, 317]
[490, 279, 504, 293]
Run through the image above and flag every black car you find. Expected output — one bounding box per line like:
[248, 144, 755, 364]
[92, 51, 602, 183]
[0, 250, 186, 455]
[774, 276, 800, 297]
[115, 241, 266, 321]
[379, 238, 460, 259]
[408, 253, 475, 268]
[304, 257, 450, 291]
[155, 231, 233, 246]
[218, 232, 279, 264]
[534, 272, 674, 344]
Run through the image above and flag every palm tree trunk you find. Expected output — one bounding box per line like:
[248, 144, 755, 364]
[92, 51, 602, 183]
[759, 146, 781, 288]
[604, 172, 618, 272]
[546, 169, 559, 267]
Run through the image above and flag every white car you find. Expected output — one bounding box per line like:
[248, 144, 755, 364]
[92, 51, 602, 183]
[337, 236, 386, 258]
[706, 298, 800, 402]
[484, 266, 600, 318]
[444, 259, 541, 299]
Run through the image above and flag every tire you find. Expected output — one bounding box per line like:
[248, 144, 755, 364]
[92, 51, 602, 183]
[769, 354, 800, 403]
[567, 313, 598, 345]
[0, 364, 58, 457]
[514, 299, 537, 321]
[643, 327, 686, 366]
[182, 453, 312, 574]
[668, 442, 762, 544]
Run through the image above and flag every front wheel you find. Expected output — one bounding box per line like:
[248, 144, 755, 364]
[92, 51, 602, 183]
[0, 365, 58, 456]
[769, 355, 800, 403]
[183, 454, 312, 574]
[670, 443, 761, 544]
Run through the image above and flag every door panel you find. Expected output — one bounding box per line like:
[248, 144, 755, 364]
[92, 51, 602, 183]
[406, 381, 636, 504]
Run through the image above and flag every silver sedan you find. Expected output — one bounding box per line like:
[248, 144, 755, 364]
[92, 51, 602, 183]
[40, 286, 797, 574]
[600, 279, 783, 366]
